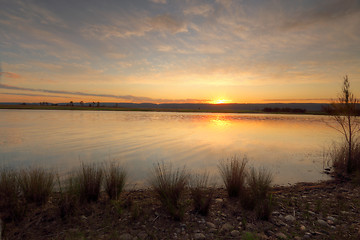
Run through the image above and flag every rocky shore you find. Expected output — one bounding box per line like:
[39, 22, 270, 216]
[3, 180, 360, 240]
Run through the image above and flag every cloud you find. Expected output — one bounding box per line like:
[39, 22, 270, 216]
[149, 14, 188, 34]
[149, 0, 167, 4]
[0, 72, 21, 79]
[0, 92, 71, 98]
[0, 84, 207, 103]
[262, 98, 331, 103]
[281, 0, 360, 31]
[184, 4, 214, 17]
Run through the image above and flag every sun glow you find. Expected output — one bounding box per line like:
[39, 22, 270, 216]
[210, 99, 232, 104]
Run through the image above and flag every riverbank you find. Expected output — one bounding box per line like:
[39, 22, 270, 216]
[3, 179, 360, 240]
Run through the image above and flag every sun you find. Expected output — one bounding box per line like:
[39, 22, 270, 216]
[210, 99, 232, 104]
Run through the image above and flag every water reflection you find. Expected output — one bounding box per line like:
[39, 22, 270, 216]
[0, 110, 338, 186]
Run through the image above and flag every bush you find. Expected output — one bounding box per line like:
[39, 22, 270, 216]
[218, 156, 247, 198]
[189, 171, 214, 216]
[18, 167, 54, 205]
[76, 163, 103, 202]
[104, 162, 127, 200]
[149, 162, 188, 220]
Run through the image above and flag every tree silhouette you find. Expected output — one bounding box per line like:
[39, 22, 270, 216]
[329, 76, 360, 174]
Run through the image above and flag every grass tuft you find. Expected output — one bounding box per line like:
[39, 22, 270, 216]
[56, 174, 78, 220]
[18, 167, 54, 205]
[241, 167, 273, 220]
[189, 171, 214, 216]
[0, 168, 26, 222]
[104, 162, 127, 200]
[149, 162, 188, 221]
[218, 156, 247, 198]
[76, 163, 103, 202]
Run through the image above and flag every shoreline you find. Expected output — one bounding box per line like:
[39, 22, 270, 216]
[0, 104, 326, 115]
[3, 179, 360, 239]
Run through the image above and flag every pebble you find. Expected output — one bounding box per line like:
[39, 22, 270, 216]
[327, 216, 336, 222]
[137, 232, 148, 240]
[119, 233, 133, 240]
[230, 230, 240, 237]
[276, 232, 287, 239]
[220, 223, 233, 232]
[285, 214, 296, 222]
[300, 225, 306, 231]
[317, 219, 329, 227]
[308, 211, 316, 215]
[209, 228, 217, 233]
[193, 233, 206, 240]
[206, 222, 216, 228]
[215, 198, 223, 203]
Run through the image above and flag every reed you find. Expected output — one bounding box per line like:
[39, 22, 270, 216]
[218, 156, 247, 198]
[104, 162, 127, 200]
[149, 162, 188, 220]
[76, 163, 103, 202]
[0, 168, 26, 222]
[18, 167, 54, 205]
[189, 171, 213, 216]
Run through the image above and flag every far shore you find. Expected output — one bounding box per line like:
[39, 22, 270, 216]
[0, 104, 327, 115]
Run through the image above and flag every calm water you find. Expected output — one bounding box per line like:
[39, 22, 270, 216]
[0, 109, 339, 186]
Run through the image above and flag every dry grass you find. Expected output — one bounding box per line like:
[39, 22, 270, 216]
[76, 163, 103, 202]
[0, 168, 26, 222]
[56, 174, 78, 220]
[18, 167, 54, 205]
[247, 167, 273, 201]
[149, 162, 188, 220]
[189, 171, 214, 216]
[104, 162, 127, 200]
[218, 156, 247, 198]
[241, 167, 273, 220]
[327, 141, 360, 178]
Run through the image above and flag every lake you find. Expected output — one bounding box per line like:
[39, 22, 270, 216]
[0, 109, 339, 186]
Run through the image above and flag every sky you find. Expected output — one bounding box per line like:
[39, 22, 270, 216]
[1, 0, 360, 104]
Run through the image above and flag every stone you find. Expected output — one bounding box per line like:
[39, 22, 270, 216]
[308, 211, 316, 215]
[300, 225, 306, 231]
[230, 230, 240, 237]
[137, 232, 148, 240]
[206, 222, 216, 228]
[327, 220, 334, 225]
[317, 219, 329, 227]
[194, 233, 206, 240]
[215, 198, 223, 203]
[327, 216, 336, 222]
[285, 215, 296, 222]
[220, 223, 233, 232]
[276, 232, 287, 239]
[209, 228, 217, 233]
[119, 233, 133, 240]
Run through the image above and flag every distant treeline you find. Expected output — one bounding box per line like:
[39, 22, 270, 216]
[321, 104, 360, 115]
[262, 107, 307, 113]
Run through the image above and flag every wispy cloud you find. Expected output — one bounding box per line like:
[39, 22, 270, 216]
[0, 92, 71, 99]
[149, 0, 167, 4]
[0, 84, 207, 103]
[0, 72, 21, 79]
[281, 0, 360, 31]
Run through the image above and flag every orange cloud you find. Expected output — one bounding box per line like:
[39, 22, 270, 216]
[0, 72, 21, 79]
